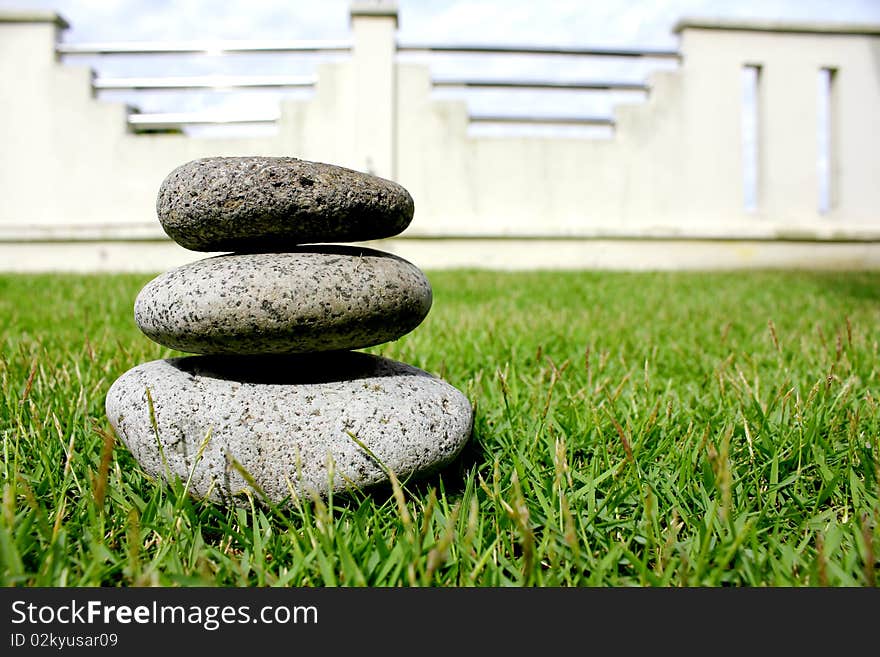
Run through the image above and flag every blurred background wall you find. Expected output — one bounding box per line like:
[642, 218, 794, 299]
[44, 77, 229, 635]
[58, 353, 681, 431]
[1, 1, 878, 271]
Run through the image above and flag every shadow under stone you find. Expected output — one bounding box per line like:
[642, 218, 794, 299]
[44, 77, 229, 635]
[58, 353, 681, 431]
[205, 242, 414, 263]
[167, 350, 431, 385]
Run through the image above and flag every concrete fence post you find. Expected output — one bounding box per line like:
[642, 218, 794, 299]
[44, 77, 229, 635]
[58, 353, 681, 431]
[349, 1, 398, 180]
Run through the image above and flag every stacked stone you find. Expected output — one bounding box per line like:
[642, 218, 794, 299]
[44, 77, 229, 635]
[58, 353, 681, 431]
[106, 157, 473, 506]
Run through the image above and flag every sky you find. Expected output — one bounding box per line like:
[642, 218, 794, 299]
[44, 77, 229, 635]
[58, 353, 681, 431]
[2, 0, 879, 140]
[5, 0, 878, 45]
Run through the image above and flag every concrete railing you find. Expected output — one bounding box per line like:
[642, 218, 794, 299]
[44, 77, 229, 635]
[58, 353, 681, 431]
[1, 3, 879, 271]
[59, 40, 342, 132]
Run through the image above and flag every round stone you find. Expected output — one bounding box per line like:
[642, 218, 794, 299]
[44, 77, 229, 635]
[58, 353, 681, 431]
[156, 156, 415, 251]
[134, 246, 432, 355]
[105, 353, 474, 505]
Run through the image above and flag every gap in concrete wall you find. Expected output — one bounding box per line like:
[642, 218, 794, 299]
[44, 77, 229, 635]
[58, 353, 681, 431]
[466, 122, 615, 139]
[741, 64, 761, 213]
[75, 51, 323, 138]
[817, 67, 836, 214]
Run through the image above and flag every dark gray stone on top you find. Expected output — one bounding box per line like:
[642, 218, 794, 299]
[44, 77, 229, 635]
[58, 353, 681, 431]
[156, 156, 415, 251]
[134, 245, 432, 355]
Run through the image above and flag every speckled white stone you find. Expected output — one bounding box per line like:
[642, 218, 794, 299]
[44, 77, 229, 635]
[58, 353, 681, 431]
[134, 246, 432, 355]
[105, 352, 474, 505]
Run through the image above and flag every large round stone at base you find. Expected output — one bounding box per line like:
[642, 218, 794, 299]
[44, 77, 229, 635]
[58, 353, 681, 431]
[105, 353, 473, 506]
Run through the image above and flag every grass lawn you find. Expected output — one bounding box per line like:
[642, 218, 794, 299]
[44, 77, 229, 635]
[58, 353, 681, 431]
[0, 269, 878, 586]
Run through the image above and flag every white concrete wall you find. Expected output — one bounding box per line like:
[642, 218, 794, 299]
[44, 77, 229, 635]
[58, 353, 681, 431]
[0, 16, 289, 234]
[0, 9, 878, 271]
[396, 20, 880, 238]
[674, 22, 880, 228]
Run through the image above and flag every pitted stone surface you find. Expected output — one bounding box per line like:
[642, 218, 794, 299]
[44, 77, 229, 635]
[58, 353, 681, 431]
[105, 353, 474, 504]
[134, 246, 432, 355]
[157, 157, 415, 251]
